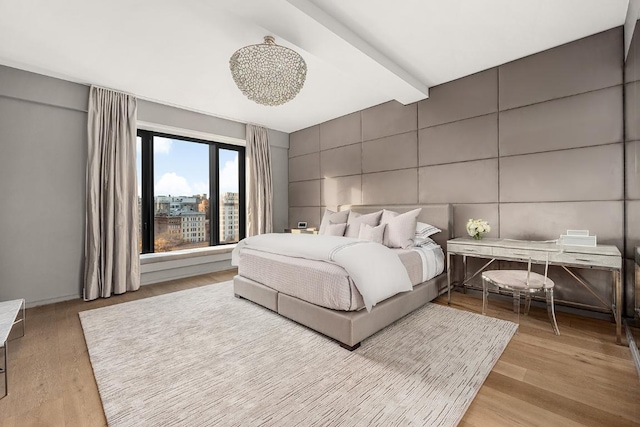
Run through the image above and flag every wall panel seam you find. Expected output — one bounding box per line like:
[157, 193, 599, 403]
[417, 111, 498, 131]
[419, 156, 498, 168]
[288, 152, 318, 160]
[496, 83, 623, 113]
[288, 177, 324, 183]
[362, 129, 418, 145]
[361, 167, 419, 177]
[497, 66, 501, 239]
[499, 141, 624, 160]
[499, 200, 624, 205]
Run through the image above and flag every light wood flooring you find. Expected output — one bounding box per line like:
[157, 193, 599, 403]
[0, 269, 638, 426]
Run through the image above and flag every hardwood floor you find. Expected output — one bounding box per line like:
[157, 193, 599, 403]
[0, 269, 638, 426]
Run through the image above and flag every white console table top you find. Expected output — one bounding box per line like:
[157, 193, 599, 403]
[0, 299, 24, 344]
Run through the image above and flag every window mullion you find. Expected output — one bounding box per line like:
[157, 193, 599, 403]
[210, 145, 219, 246]
[140, 131, 154, 253]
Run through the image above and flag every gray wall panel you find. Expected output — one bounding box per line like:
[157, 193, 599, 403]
[289, 125, 319, 158]
[289, 180, 321, 207]
[499, 87, 623, 156]
[320, 112, 361, 150]
[627, 140, 640, 199]
[452, 204, 499, 239]
[500, 144, 623, 203]
[289, 152, 320, 182]
[0, 65, 89, 112]
[418, 159, 499, 204]
[418, 68, 498, 128]
[499, 28, 623, 110]
[361, 101, 417, 141]
[625, 20, 640, 83]
[320, 144, 362, 178]
[362, 169, 418, 205]
[419, 114, 498, 166]
[0, 98, 87, 304]
[500, 201, 624, 249]
[626, 81, 640, 141]
[289, 28, 629, 315]
[271, 146, 289, 233]
[627, 201, 640, 259]
[362, 132, 418, 173]
[289, 207, 322, 229]
[138, 100, 245, 140]
[321, 175, 362, 207]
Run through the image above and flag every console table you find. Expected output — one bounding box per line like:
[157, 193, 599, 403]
[446, 237, 623, 344]
[0, 299, 25, 398]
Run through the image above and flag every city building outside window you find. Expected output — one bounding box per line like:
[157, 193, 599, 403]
[137, 130, 245, 253]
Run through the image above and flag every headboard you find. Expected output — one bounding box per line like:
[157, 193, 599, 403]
[338, 204, 453, 250]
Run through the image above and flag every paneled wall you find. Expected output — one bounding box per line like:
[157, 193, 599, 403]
[626, 19, 640, 314]
[289, 27, 628, 312]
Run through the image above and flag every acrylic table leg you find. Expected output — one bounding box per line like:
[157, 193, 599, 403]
[614, 270, 622, 345]
[447, 252, 452, 305]
[462, 255, 467, 294]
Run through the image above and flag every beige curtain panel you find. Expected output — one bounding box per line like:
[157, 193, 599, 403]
[84, 86, 140, 300]
[246, 124, 273, 236]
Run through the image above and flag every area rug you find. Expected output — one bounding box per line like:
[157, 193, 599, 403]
[80, 281, 517, 427]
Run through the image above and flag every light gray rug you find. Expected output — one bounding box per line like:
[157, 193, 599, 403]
[80, 281, 517, 427]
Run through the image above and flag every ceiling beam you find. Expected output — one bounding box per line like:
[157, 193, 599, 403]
[286, 0, 429, 103]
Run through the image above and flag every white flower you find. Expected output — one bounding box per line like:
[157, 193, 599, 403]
[466, 218, 490, 238]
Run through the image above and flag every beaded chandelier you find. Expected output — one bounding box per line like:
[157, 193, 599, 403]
[229, 36, 307, 106]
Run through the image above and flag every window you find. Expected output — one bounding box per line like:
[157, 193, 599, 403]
[137, 130, 245, 254]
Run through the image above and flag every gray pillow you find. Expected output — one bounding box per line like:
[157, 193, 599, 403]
[319, 209, 349, 235]
[358, 223, 386, 244]
[344, 210, 383, 238]
[381, 208, 422, 249]
[325, 223, 347, 236]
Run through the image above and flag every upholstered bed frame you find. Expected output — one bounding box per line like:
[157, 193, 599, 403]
[233, 204, 453, 350]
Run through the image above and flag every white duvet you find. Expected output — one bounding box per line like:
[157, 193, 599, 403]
[232, 233, 412, 311]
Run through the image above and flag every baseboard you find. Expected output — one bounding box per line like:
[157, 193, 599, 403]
[26, 293, 80, 308]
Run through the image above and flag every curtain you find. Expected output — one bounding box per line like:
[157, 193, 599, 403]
[246, 124, 273, 236]
[84, 86, 140, 300]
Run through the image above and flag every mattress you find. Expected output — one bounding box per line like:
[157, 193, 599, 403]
[238, 244, 444, 311]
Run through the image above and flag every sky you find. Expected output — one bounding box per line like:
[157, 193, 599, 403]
[136, 136, 239, 198]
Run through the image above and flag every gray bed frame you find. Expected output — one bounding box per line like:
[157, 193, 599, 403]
[233, 204, 453, 350]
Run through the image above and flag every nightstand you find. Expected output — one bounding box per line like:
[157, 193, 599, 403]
[284, 228, 318, 234]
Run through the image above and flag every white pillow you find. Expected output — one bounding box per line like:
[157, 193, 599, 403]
[319, 209, 349, 235]
[325, 223, 347, 236]
[381, 208, 422, 249]
[358, 223, 386, 244]
[415, 221, 441, 238]
[344, 210, 383, 238]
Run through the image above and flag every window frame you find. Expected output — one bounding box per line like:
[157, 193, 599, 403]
[137, 129, 246, 254]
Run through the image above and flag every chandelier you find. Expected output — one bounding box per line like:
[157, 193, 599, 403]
[229, 36, 307, 106]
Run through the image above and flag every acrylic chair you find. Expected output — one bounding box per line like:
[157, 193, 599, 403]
[481, 254, 560, 335]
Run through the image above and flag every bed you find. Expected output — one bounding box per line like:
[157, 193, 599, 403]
[232, 204, 453, 350]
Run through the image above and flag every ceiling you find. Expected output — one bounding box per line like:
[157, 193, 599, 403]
[0, 0, 630, 133]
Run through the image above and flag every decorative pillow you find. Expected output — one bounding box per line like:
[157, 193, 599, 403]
[319, 209, 349, 235]
[381, 208, 422, 249]
[358, 223, 386, 244]
[344, 210, 383, 238]
[415, 221, 441, 238]
[325, 223, 347, 236]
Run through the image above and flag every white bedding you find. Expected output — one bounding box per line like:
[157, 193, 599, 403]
[232, 234, 412, 311]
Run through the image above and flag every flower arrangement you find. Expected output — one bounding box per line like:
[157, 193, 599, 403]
[466, 218, 491, 240]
